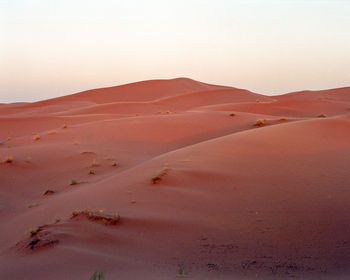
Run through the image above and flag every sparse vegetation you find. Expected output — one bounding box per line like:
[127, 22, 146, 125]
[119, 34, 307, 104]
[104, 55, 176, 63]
[71, 209, 120, 225]
[29, 226, 43, 237]
[111, 161, 118, 167]
[33, 135, 41, 140]
[279, 117, 287, 121]
[89, 169, 95, 175]
[151, 167, 169, 184]
[43, 189, 55, 196]
[254, 119, 265, 127]
[318, 113, 327, 118]
[229, 113, 236, 117]
[90, 271, 104, 280]
[70, 180, 78, 185]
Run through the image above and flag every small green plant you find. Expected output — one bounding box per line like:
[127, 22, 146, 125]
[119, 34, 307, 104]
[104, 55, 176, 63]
[176, 265, 188, 277]
[90, 271, 104, 280]
[89, 169, 95, 175]
[70, 180, 78, 185]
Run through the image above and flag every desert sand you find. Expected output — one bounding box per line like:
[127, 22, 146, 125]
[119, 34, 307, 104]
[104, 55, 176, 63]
[1, 78, 350, 279]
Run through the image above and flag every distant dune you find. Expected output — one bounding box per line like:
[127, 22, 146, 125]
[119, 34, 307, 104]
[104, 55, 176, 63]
[1, 78, 350, 279]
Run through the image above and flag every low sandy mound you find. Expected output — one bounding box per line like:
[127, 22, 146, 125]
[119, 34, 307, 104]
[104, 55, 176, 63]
[199, 99, 350, 117]
[2, 114, 350, 279]
[153, 88, 274, 110]
[275, 86, 350, 102]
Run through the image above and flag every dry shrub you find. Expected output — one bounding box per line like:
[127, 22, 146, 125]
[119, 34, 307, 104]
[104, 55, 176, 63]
[70, 209, 120, 225]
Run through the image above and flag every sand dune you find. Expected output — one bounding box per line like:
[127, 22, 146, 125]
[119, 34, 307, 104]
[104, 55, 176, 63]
[1, 78, 350, 279]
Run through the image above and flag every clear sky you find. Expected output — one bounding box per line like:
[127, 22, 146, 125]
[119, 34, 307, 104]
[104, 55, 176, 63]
[1, 0, 350, 102]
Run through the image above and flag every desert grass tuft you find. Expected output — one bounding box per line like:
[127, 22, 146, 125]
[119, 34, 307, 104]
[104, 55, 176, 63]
[42, 189, 55, 196]
[176, 265, 188, 278]
[90, 271, 104, 280]
[151, 167, 169, 184]
[70, 179, 78, 185]
[89, 169, 95, 175]
[28, 202, 40, 208]
[254, 119, 265, 127]
[71, 209, 120, 225]
[33, 135, 41, 141]
[80, 151, 96, 155]
[28, 226, 44, 237]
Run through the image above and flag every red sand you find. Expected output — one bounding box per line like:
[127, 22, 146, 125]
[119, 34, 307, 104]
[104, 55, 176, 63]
[1, 78, 350, 279]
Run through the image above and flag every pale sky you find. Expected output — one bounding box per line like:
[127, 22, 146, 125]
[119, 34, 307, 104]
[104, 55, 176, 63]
[1, 0, 350, 103]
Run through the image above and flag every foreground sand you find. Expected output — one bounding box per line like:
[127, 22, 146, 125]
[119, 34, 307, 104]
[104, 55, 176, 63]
[1, 78, 350, 279]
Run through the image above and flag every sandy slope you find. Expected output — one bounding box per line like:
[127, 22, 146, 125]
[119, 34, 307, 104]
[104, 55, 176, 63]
[1, 78, 350, 280]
